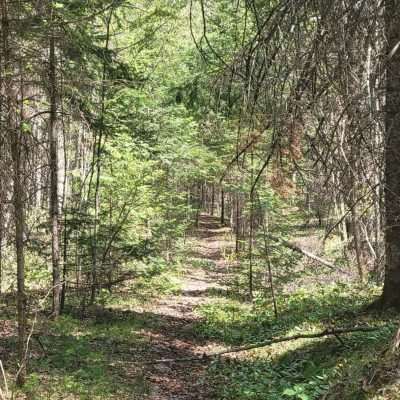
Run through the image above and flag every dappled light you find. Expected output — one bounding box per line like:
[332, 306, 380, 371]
[0, 1, 399, 399]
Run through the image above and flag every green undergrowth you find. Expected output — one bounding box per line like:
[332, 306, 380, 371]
[107, 260, 183, 309]
[18, 312, 154, 399]
[10, 301, 173, 399]
[2, 240, 399, 400]
[195, 283, 398, 400]
[2, 256, 186, 399]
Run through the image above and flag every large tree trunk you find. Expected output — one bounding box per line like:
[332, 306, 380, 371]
[1, 0, 26, 385]
[381, 0, 400, 308]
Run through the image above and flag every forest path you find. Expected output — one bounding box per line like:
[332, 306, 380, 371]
[138, 213, 233, 400]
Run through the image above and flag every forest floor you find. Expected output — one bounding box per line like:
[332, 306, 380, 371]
[125, 213, 233, 399]
[2, 214, 400, 399]
[0, 213, 234, 399]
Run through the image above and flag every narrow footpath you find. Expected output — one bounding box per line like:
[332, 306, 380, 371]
[137, 214, 233, 400]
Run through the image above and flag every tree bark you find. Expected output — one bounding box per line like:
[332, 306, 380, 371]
[0, 202, 3, 294]
[381, 0, 400, 308]
[12, 115, 27, 387]
[220, 188, 225, 224]
[1, 0, 26, 385]
[49, 1, 61, 316]
[210, 184, 215, 216]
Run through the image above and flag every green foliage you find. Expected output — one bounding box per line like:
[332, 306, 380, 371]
[3, 1, 393, 399]
[196, 283, 395, 400]
[22, 301, 165, 398]
[59, 0, 232, 304]
[121, 256, 183, 304]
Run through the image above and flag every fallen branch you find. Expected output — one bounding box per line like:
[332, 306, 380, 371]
[132, 326, 379, 365]
[0, 360, 9, 400]
[66, 272, 138, 290]
[268, 235, 350, 275]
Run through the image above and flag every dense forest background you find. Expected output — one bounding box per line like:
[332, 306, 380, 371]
[1, 0, 400, 399]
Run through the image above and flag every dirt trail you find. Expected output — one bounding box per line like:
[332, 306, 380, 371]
[140, 214, 232, 400]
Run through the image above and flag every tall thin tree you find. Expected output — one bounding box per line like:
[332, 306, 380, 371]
[48, 0, 61, 316]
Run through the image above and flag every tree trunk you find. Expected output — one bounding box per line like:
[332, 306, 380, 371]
[235, 193, 240, 253]
[49, 2, 61, 316]
[1, 0, 26, 385]
[220, 188, 225, 225]
[211, 184, 215, 216]
[12, 118, 27, 387]
[0, 201, 3, 294]
[381, 0, 400, 308]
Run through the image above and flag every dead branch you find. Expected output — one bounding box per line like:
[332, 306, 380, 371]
[131, 326, 379, 365]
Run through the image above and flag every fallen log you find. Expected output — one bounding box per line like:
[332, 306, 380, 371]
[132, 326, 379, 365]
[267, 234, 350, 275]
